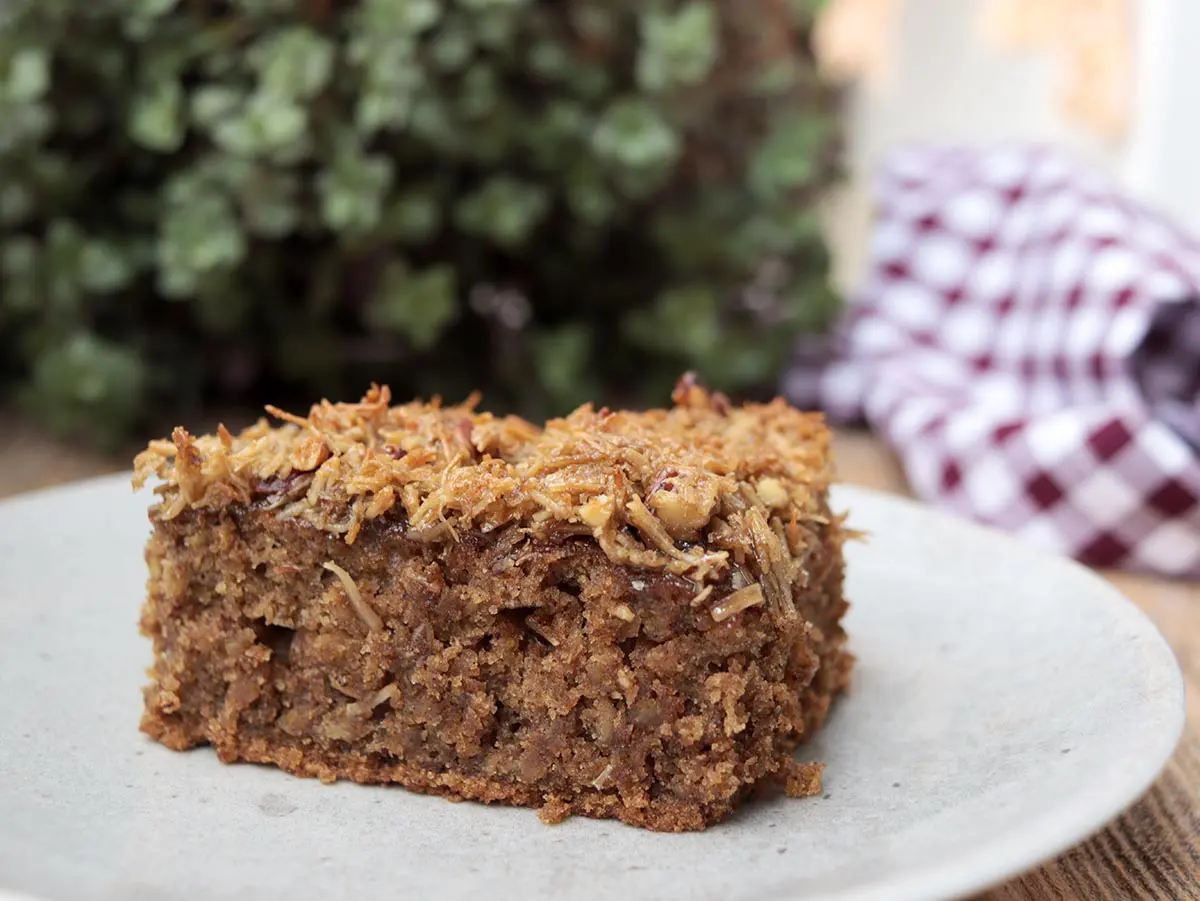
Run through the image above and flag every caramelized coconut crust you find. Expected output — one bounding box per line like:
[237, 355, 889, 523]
[134, 377, 837, 620]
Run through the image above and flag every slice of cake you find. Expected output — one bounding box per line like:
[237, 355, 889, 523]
[132, 376, 851, 832]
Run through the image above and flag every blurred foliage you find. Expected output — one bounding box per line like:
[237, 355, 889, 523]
[0, 0, 841, 448]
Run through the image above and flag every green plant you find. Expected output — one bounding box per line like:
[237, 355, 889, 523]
[0, 0, 840, 448]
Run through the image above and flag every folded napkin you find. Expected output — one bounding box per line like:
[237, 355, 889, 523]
[785, 144, 1200, 577]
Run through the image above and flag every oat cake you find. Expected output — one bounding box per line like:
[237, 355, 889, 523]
[132, 376, 852, 832]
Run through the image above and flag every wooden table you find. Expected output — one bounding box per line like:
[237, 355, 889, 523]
[2, 417, 1196, 899]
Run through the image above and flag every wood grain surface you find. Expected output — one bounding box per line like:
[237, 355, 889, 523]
[2, 415, 1196, 899]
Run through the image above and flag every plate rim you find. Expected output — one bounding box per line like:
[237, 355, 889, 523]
[788, 485, 1188, 901]
[0, 476, 1187, 901]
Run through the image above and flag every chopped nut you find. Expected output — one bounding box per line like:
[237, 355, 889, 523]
[365, 485, 396, 519]
[291, 434, 331, 472]
[646, 470, 720, 538]
[579, 494, 613, 529]
[756, 477, 789, 509]
[612, 603, 635, 622]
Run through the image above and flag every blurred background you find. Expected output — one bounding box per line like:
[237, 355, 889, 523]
[0, 0, 1179, 464]
[825, 0, 1193, 285]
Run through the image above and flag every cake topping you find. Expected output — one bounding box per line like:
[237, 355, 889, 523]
[133, 377, 834, 609]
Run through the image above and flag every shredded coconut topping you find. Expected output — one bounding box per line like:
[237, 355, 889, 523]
[133, 376, 835, 616]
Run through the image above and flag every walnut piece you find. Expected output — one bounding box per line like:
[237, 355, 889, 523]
[755, 477, 789, 510]
[647, 469, 720, 538]
[291, 434, 331, 472]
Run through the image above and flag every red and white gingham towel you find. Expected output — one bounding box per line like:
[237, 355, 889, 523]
[785, 144, 1200, 577]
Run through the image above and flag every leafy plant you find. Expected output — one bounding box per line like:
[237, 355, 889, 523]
[0, 0, 840, 447]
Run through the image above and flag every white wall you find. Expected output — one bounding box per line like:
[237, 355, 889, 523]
[1123, 0, 1200, 231]
[828, 0, 1200, 291]
[846, 0, 1121, 178]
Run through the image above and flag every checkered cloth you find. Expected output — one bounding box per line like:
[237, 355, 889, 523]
[785, 145, 1200, 576]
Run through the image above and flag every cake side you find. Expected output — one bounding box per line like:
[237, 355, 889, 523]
[140, 507, 847, 831]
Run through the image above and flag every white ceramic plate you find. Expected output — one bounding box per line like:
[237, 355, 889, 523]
[0, 477, 1184, 901]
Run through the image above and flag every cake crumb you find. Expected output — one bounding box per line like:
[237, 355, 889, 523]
[784, 762, 825, 799]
